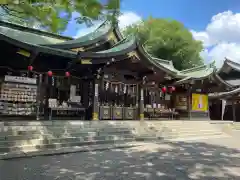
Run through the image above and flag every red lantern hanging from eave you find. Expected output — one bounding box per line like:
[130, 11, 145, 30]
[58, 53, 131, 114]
[28, 65, 33, 71]
[65, 71, 70, 77]
[47, 71, 53, 77]
[161, 86, 167, 93]
[169, 86, 176, 92]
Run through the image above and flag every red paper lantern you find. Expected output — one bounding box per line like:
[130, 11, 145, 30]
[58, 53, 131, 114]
[169, 86, 176, 92]
[28, 65, 33, 71]
[161, 86, 167, 93]
[47, 71, 53, 77]
[171, 86, 176, 91]
[65, 71, 70, 77]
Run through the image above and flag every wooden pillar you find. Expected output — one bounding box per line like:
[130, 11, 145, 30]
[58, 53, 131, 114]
[232, 101, 236, 122]
[82, 80, 90, 108]
[36, 74, 42, 120]
[188, 84, 192, 120]
[139, 78, 145, 121]
[136, 84, 139, 108]
[44, 74, 50, 120]
[139, 85, 144, 120]
[92, 77, 100, 120]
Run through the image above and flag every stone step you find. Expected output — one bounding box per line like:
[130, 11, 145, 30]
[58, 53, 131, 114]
[0, 126, 133, 138]
[162, 125, 216, 129]
[166, 132, 224, 140]
[0, 127, 103, 133]
[0, 139, 131, 153]
[0, 135, 136, 153]
[0, 134, 135, 147]
[1, 125, 132, 131]
[165, 129, 222, 134]
[233, 123, 240, 130]
[0, 129, 39, 135]
[0, 131, 95, 140]
[0, 128, 133, 141]
[169, 130, 223, 136]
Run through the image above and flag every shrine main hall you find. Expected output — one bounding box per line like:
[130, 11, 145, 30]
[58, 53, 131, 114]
[0, 20, 239, 121]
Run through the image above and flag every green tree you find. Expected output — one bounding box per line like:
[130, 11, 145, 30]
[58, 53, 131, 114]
[0, 0, 120, 33]
[123, 17, 204, 70]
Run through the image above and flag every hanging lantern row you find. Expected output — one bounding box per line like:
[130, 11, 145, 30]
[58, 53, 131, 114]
[47, 71, 70, 77]
[27, 66, 70, 77]
[161, 86, 176, 93]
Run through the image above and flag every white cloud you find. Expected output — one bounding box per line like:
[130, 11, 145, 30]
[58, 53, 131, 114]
[192, 11, 240, 67]
[74, 23, 102, 38]
[207, 43, 240, 67]
[206, 11, 240, 44]
[191, 30, 213, 47]
[118, 12, 142, 29]
[74, 11, 141, 38]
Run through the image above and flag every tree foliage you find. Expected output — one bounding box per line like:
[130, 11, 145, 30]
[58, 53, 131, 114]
[123, 17, 204, 70]
[0, 0, 120, 33]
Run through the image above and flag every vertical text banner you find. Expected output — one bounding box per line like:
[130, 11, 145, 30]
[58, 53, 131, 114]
[191, 93, 208, 112]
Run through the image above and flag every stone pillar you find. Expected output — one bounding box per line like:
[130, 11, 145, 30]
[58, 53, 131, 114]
[92, 77, 100, 120]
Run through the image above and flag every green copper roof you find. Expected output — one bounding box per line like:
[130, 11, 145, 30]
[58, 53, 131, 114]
[96, 35, 135, 54]
[44, 21, 112, 48]
[74, 22, 111, 42]
[209, 87, 240, 99]
[0, 20, 115, 49]
[0, 21, 69, 44]
[174, 63, 215, 84]
[178, 64, 214, 78]
[212, 73, 234, 88]
[152, 57, 179, 73]
[0, 25, 66, 44]
[0, 31, 76, 58]
[217, 59, 240, 74]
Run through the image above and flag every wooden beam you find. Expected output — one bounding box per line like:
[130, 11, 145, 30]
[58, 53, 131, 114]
[104, 68, 139, 77]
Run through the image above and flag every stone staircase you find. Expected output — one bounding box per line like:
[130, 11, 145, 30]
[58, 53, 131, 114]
[0, 121, 137, 155]
[0, 120, 228, 159]
[232, 122, 240, 130]
[142, 121, 227, 140]
[209, 121, 240, 134]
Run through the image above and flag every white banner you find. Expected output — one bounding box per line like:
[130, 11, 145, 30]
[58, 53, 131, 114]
[70, 85, 76, 97]
[4, 75, 37, 84]
[221, 99, 226, 120]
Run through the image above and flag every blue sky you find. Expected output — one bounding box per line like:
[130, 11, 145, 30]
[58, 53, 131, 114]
[63, 0, 240, 67]
[121, 0, 240, 31]
[63, 0, 240, 36]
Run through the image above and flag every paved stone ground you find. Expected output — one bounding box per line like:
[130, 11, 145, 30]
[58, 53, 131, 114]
[0, 137, 239, 180]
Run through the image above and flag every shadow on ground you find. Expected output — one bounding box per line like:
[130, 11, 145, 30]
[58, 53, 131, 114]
[0, 140, 239, 180]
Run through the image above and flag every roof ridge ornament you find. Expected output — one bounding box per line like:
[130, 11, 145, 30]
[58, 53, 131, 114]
[209, 60, 216, 69]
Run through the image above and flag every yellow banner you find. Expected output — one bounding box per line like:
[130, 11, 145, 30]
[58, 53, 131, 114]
[191, 93, 208, 112]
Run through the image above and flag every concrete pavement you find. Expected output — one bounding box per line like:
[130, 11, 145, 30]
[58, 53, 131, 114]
[0, 136, 239, 180]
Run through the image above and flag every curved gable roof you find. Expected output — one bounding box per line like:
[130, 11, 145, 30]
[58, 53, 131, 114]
[43, 21, 113, 49]
[0, 21, 68, 44]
